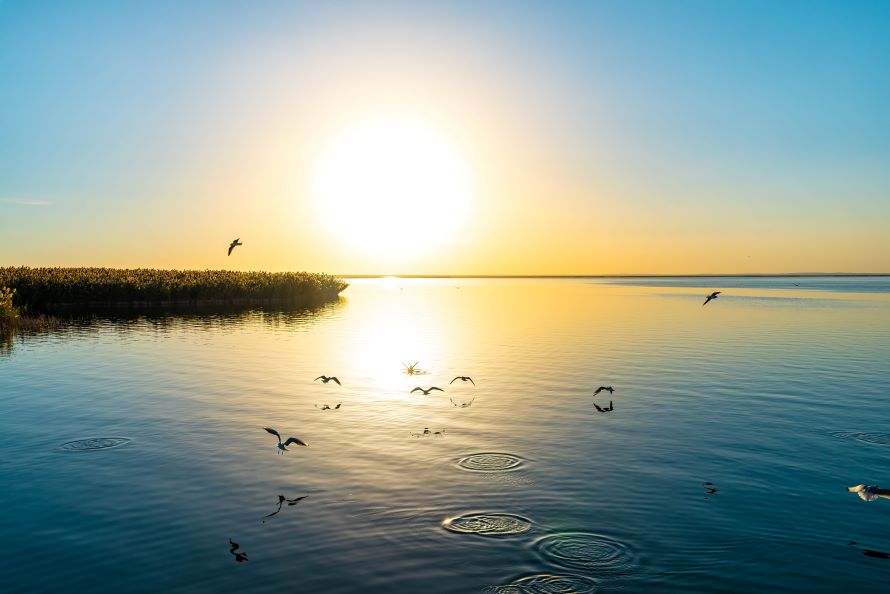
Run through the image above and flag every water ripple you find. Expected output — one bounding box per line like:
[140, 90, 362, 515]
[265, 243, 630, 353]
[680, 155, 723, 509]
[60, 437, 132, 451]
[832, 432, 890, 446]
[535, 532, 638, 574]
[483, 574, 599, 593]
[457, 452, 525, 472]
[442, 512, 532, 536]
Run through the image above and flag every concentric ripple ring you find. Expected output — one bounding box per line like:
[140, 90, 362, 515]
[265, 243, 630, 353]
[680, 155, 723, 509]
[483, 574, 599, 593]
[443, 512, 532, 536]
[457, 452, 525, 472]
[535, 532, 637, 574]
[60, 437, 132, 451]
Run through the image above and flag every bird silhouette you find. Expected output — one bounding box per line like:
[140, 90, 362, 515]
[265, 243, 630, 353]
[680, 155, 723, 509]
[229, 538, 248, 562]
[411, 386, 444, 395]
[703, 291, 721, 306]
[262, 495, 308, 522]
[263, 426, 308, 452]
[315, 403, 342, 410]
[450, 396, 475, 408]
[450, 376, 475, 386]
[848, 484, 890, 502]
[411, 427, 445, 438]
[314, 375, 341, 385]
[593, 401, 614, 413]
[593, 386, 614, 396]
[227, 238, 242, 256]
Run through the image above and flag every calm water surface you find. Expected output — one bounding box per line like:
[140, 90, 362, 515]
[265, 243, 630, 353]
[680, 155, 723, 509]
[2, 277, 890, 593]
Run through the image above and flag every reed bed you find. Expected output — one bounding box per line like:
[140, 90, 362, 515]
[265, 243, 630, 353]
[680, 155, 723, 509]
[0, 268, 348, 310]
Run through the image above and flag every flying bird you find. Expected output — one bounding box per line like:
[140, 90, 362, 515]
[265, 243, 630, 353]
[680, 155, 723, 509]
[702, 291, 721, 306]
[227, 238, 242, 256]
[314, 375, 341, 385]
[229, 538, 248, 562]
[593, 401, 614, 413]
[411, 386, 444, 395]
[593, 386, 614, 396]
[315, 403, 342, 410]
[450, 376, 475, 386]
[848, 484, 890, 502]
[450, 396, 475, 408]
[263, 495, 308, 522]
[263, 426, 308, 452]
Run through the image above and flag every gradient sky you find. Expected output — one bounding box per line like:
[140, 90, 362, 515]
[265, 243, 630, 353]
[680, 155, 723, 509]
[1, 0, 888, 274]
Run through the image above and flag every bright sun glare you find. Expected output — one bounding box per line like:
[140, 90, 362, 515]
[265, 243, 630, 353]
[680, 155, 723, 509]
[312, 117, 473, 259]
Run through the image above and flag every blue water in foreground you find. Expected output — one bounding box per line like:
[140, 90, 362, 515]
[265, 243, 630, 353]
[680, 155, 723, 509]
[2, 277, 889, 593]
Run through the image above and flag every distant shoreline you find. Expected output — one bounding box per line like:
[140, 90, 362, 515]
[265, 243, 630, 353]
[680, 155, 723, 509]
[338, 273, 890, 279]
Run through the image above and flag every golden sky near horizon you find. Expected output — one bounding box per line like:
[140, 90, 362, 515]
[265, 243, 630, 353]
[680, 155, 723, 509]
[1, 3, 889, 274]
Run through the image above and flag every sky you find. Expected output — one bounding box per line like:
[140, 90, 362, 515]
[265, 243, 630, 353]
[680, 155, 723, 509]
[1, 0, 889, 275]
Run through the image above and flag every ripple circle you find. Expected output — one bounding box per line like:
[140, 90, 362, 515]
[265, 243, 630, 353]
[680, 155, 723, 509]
[60, 437, 132, 451]
[832, 432, 890, 446]
[443, 512, 532, 536]
[535, 533, 637, 574]
[484, 574, 599, 593]
[457, 452, 525, 473]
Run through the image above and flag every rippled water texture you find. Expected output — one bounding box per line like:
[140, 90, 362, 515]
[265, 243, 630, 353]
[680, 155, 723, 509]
[1, 277, 890, 593]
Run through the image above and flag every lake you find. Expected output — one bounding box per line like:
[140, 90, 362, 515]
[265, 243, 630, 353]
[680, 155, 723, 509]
[2, 277, 889, 593]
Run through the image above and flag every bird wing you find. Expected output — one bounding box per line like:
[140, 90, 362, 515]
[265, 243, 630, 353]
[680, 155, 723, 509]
[467, 377, 475, 385]
[714, 291, 721, 295]
[286, 496, 308, 505]
[228, 245, 235, 256]
[314, 376, 325, 381]
[283, 437, 308, 447]
[263, 426, 282, 442]
[594, 387, 604, 394]
[334, 403, 342, 409]
[593, 404, 604, 412]
[331, 377, 341, 385]
[411, 387, 423, 393]
[450, 377, 459, 384]
[429, 387, 444, 392]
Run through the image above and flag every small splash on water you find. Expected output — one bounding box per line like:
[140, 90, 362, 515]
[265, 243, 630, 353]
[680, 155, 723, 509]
[535, 532, 637, 573]
[443, 512, 532, 536]
[832, 432, 890, 446]
[60, 437, 131, 451]
[457, 452, 525, 472]
[483, 574, 598, 593]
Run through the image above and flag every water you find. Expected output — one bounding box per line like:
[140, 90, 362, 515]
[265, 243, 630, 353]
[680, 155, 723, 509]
[2, 277, 889, 593]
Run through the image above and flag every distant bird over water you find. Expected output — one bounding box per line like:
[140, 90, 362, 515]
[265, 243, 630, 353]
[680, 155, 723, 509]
[229, 538, 248, 562]
[848, 484, 890, 502]
[227, 238, 242, 256]
[411, 386, 444, 395]
[315, 403, 342, 410]
[450, 376, 475, 386]
[703, 291, 721, 306]
[594, 386, 614, 396]
[263, 426, 308, 452]
[450, 396, 475, 408]
[315, 375, 341, 385]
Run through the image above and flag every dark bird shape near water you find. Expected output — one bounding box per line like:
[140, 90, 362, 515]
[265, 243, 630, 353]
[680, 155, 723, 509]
[263, 426, 308, 452]
[593, 401, 614, 413]
[315, 375, 341, 385]
[450, 396, 475, 408]
[229, 538, 248, 562]
[703, 291, 721, 306]
[849, 541, 890, 559]
[227, 238, 242, 256]
[450, 376, 475, 386]
[411, 386, 444, 395]
[703, 482, 718, 496]
[315, 403, 342, 410]
[411, 427, 445, 438]
[848, 484, 890, 502]
[594, 386, 614, 396]
[263, 495, 308, 522]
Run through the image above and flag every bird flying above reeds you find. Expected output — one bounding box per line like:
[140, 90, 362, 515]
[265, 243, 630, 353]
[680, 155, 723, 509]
[703, 291, 721, 306]
[450, 376, 475, 386]
[594, 386, 614, 395]
[263, 426, 308, 452]
[411, 386, 443, 395]
[228, 238, 242, 256]
[315, 375, 341, 385]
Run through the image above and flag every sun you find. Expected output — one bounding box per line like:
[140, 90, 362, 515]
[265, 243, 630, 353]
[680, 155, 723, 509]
[312, 116, 473, 259]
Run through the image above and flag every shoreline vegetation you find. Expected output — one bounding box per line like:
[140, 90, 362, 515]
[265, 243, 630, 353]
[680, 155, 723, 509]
[0, 267, 348, 314]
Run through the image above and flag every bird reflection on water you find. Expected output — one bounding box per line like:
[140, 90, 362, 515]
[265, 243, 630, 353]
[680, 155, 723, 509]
[228, 538, 248, 562]
[262, 495, 308, 523]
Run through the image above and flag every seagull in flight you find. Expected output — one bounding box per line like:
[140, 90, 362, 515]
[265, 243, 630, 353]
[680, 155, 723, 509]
[263, 426, 308, 452]
[315, 403, 342, 410]
[450, 396, 475, 408]
[411, 386, 444, 395]
[593, 401, 614, 413]
[314, 375, 341, 385]
[702, 291, 721, 306]
[227, 238, 242, 256]
[848, 484, 890, 502]
[262, 495, 308, 522]
[229, 538, 248, 562]
[450, 376, 475, 386]
[593, 386, 614, 396]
